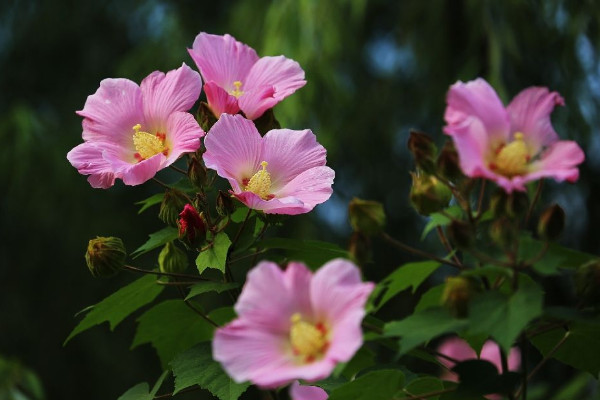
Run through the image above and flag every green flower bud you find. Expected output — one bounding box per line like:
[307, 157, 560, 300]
[575, 260, 600, 306]
[85, 237, 126, 278]
[447, 220, 474, 250]
[159, 189, 189, 227]
[436, 140, 462, 182]
[348, 198, 386, 235]
[188, 156, 208, 189]
[158, 241, 188, 274]
[537, 204, 565, 241]
[489, 217, 517, 249]
[408, 130, 437, 174]
[409, 172, 452, 216]
[216, 190, 235, 217]
[348, 231, 371, 267]
[198, 101, 218, 131]
[441, 276, 480, 318]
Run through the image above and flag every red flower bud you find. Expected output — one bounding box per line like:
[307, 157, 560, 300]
[178, 204, 207, 248]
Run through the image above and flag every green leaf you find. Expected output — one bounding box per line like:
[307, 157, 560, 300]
[369, 261, 440, 312]
[65, 274, 163, 344]
[230, 207, 251, 223]
[170, 342, 250, 400]
[384, 308, 468, 355]
[328, 369, 405, 400]
[414, 284, 445, 313]
[195, 232, 231, 274]
[132, 300, 215, 368]
[519, 235, 597, 275]
[131, 227, 179, 259]
[468, 281, 543, 353]
[334, 345, 376, 379]
[421, 205, 462, 240]
[185, 281, 240, 300]
[135, 193, 164, 214]
[260, 237, 350, 269]
[397, 377, 444, 400]
[117, 370, 169, 400]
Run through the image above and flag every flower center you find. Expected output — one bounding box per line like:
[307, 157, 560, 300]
[490, 132, 530, 177]
[244, 161, 273, 200]
[289, 313, 327, 362]
[132, 124, 168, 161]
[229, 80, 244, 98]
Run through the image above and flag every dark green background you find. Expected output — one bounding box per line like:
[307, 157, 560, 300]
[1, 0, 599, 399]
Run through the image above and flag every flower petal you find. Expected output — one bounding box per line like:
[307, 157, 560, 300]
[204, 81, 241, 117]
[164, 111, 204, 164]
[275, 166, 334, 212]
[189, 32, 258, 90]
[261, 128, 327, 189]
[522, 140, 585, 184]
[203, 114, 263, 191]
[104, 151, 166, 186]
[506, 86, 564, 152]
[233, 192, 309, 215]
[78, 78, 144, 148]
[140, 63, 202, 127]
[238, 85, 277, 120]
[290, 381, 328, 400]
[66, 142, 117, 188]
[445, 117, 497, 178]
[444, 78, 510, 149]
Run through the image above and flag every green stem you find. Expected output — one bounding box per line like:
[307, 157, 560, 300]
[380, 232, 463, 270]
[123, 265, 208, 281]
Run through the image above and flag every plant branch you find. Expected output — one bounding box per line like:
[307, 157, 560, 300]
[436, 226, 462, 267]
[123, 265, 208, 281]
[175, 284, 219, 328]
[397, 387, 456, 399]
[525, 180, 544, 225]
[154, 386, 200, 399]
[380, 232, 463, 270]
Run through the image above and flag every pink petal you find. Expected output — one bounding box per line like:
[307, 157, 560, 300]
[444, 117, 496, 178]
[261, 129, 327, 189]
[233, 191, 309, 215]
[250, 356, 337, 388]
[140, 63, 202, 128]
[104, 151, 166, 186]
[204, 81, 241, 117]
[78, 78, 144, 148]
[239, 56, 306, 119]
[203, 114, 263, 192]
[188, 33, 258, 90]
[436, 337, 477, 370]
[290, 381, 328, 400]
[275, 167, 334, 212]
[480, 341, 521, 373]
[66, 142, 117, 189]
[506, 87, 564, 152]
[444, 78, 510, 149]
[164, 111, 204, 165]
[522, 140, 585, 184]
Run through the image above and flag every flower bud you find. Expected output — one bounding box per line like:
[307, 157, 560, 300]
[198, 101, 218, 131]
[489, 217, 517, 249]
[348, 231, 371, 267]
[158, 241, 188, 274]
[436, 140, 462, 182]
[447, 220, 474, 250]
[409, 172, 452, 216]
[85, 237, 126, 278]
[537, 204, 565, 241]
[408, 130, 437, 174]
[159, 188, 189, 227]
[178, 204, 207, 248]
[188, 156, 208, 189]
[441, 276, 480, 318]
[216, 190, 236, 217]
[348, 198, 386, 235]
[575, 260, 600, 306]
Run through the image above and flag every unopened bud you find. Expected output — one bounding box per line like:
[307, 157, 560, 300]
[408, 130, 437, 173]
[489, 217, 517, 249]
[441, 276, 480, 318]
[409, 172, 452, 216]
[85, 237, 126, 278]
[575, 260, 600, 305]
[159, 189, 189, 227]
[216, 190, 235, 217]
[158, 241, 188, 274]
[348, 198, 386, 235]
[537, 204, 565, 241]
[447, 220, 473, 250]
[437, 140, 462, 181]
[348, 232, 371, 267]
[198, 101, 218, 131]
[178, 204, 207, 248]
[188, 156, 208, 188]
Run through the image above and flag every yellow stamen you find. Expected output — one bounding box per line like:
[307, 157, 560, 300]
[229, 80, 244, 98]
[245, 161, 272, 199]
[492, 132, 530, 177]
[289, 313, 327, 361]
[132, 124, 166, 160]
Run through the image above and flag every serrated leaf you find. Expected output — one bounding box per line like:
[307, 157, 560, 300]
[136, 193, 164, 214]
[170, 342, 250, 400]
[196, 232, 231, 274]
[65, 274, 163, 344]
[117, 370, 169, 400]
[132, 300, 215, 368]
[421, 205, 462, 240]
[328, 369, 405, 400]
[132, 227, 179, 259]
[384, 308, 468, 355]
[369, 261, 440, 312]
[185, 281, 240, 300]
[260, 237, 350, 269]
[468, 281, 543, 353]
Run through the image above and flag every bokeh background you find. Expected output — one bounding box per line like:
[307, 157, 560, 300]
[2, 0, 600, 399]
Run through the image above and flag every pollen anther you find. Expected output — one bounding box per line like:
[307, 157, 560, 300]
[229, 80, 244, 98]
[245, 161, 272, 199]
[132, 124, 167, 161]
[491, 132, 530, 177]
[289, 313, 327, 362]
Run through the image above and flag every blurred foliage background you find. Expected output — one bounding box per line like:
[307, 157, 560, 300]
[1, 0, 600, 399]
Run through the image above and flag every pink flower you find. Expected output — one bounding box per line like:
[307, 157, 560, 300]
[212, 259, 374, 388]
[290, 381, 328, 400]
[203, 114, 334, 215]
[437, 337, 521, 400]
[443, 78, 585, 193]
[188, 32, 306, 120]
[67, 63, 205, 188]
